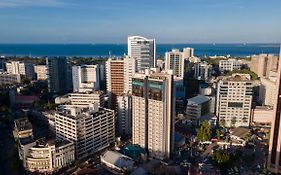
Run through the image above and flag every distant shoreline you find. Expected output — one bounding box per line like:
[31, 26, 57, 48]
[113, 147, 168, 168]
[0, 43, 279, 57]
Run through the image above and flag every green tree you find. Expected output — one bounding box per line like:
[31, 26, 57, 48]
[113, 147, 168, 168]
[196, 121, 212, 142]
[216, 129, 221, 140]
[212, 150, 230, 168]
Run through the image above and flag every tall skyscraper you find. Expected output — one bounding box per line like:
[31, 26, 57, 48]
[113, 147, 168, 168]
[6, 61, 35, 79]
[182, 47, 194, 58]
[268, 47, 281, 174]
[216, 74, 253, 127]
[128, 36, 156, 72]
[106, 59, 125, 109]
[72, 65, 100, 92]
[165, 49, 186, 78]
[132, 69, 175, 160]
[46, 57, 72, 94]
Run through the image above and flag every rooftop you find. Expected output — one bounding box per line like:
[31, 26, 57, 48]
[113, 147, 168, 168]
[188, 95, 210, 104]
[14, 117, 32, 131]
[101, 150, 134, 169]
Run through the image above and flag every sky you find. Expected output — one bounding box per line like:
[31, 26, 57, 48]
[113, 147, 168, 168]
[0, 0, 280, 44]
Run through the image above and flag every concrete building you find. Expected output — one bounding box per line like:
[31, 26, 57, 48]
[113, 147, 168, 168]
[219, 59, 242, 71]
[47, 57, 72, 94]
[186, 95, 210, 123]
[13, 118, 74, 173]
[132, 69, 174, 160]
[259, 77, 277, 106]
[194, 61, 212, 81]
[251, 106, 273, 125]
[250, 54, 278, 78]
[34, 65, 48, 80]
[165, 49, 187, 78]
[128, 36, 156, 72]
[72, 65, 100, 92]
[216, 74, 253, 127]
[268, 48, 281, 173]
[124, 56, 136, 94]
[55, 104, 115, 159]
[117, 94, 132, 137]
[68, 91, 104, 107]
[183, 47, 194, 58]
[14, 118, 33, 139]
[0, 72, 21, 86]
[101, 150, 134, 174]
[106, 59, 125, 109]
[6, 61, 35, 79]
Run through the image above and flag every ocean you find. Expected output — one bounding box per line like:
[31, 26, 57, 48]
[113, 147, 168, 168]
[0, 43, 279, 57]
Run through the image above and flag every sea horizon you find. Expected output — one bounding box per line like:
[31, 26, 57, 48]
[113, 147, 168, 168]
[0, 43, 279, 57]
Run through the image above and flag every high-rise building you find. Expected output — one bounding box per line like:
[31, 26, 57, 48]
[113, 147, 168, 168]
[46, 57, 72, 94]
[132, 69, 174, 160]
[216, 74, 253, 127]
[193, 61, 212, 81]
[219, 59, 242, 72]
[250, 54, 278, 78]
[6, 61, 35, 79]
[128, 36, 156, 72]
[72, 65, 100, 92]
[182, 47, 194, 58]
[124, 56, 136, 94]
[117, 94, 132, 137]
[34, 65, 48, 80]
[165, 49, 187, 78]
[259, 77, 277, 106]
[106, 59, 125, 109]
[55, 104, 115, 159]
[268, 47, 281, 174]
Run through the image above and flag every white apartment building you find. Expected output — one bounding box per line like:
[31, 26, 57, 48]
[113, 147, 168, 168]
[219, 59, 242, 71]
[55, 104, 115, 159]
[124, 56, 136, 94]
[183, 47, 194, 58]
[165, 48, 188, 78]
[6, 61, 35, 79]
[194, 61, 212, 81]
[34, 65, 48, 80]
[72, 65, 100, 92]
[128, 36, 156, 72]
[0, 72, 21, 86]
[132, 69, 174, 160]
[216, 74, 253, 127]
[259, 77, 277, 106]
[117, 94, 132, 136]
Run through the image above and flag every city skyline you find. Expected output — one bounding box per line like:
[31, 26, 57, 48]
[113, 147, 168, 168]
[0, 0, 280, 43]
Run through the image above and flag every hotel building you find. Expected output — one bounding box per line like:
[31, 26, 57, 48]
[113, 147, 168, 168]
[132, 69, 175, 160]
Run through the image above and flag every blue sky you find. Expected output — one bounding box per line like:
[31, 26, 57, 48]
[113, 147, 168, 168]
[0, 0, 280, 43]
